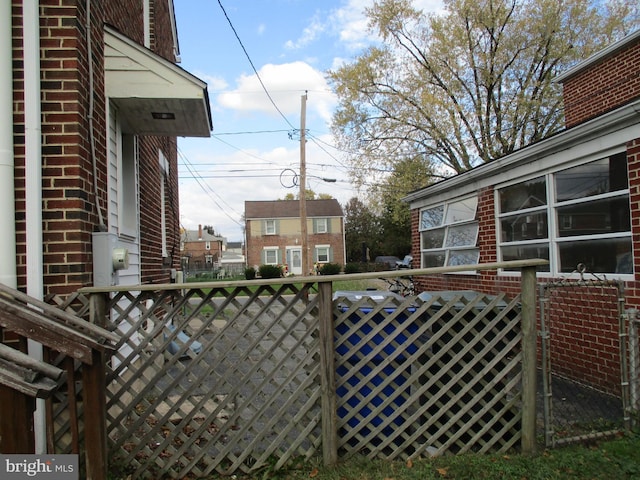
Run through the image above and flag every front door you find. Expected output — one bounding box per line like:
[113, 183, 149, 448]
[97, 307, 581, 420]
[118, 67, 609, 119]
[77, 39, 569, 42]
[288, 247, 302, 275]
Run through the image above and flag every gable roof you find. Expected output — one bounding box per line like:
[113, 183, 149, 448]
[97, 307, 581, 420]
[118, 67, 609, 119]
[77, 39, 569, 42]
[245, 199, 343, 219]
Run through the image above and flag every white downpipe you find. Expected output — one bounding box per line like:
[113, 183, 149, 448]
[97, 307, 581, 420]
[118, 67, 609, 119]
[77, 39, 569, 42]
[23, 0, 46, 453]
[0, 0, 17, 289]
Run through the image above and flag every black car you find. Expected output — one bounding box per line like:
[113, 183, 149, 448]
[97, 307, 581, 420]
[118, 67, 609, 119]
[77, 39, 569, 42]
[374, 256, 401, 270]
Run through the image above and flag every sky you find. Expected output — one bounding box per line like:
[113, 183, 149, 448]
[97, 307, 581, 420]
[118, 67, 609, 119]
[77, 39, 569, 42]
[173, 0, 443, 242]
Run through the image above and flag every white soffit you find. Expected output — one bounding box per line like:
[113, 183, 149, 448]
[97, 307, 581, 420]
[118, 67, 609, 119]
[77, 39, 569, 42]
[104, 26, 212, 137]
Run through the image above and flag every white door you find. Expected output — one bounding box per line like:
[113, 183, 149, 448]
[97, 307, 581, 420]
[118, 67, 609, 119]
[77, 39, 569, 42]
[288, 247, 302, 275]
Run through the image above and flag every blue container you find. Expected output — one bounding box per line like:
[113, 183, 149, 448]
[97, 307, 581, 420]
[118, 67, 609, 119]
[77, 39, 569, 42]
[333, 291, 419, 438]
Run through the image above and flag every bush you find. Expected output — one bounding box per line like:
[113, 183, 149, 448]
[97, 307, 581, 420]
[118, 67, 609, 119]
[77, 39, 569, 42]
[258, 264, 283, 279]
[244, 267, 256, 280]
[344, 262, 363, 274]
[318, 262, 342, 275]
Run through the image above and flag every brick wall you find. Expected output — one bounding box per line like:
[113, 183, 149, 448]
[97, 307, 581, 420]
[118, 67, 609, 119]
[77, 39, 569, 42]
[562, 39, 640, 128]
[410, 142, 640, 395]
[246, 222, 345, 271]
[12, 0, 181, 294]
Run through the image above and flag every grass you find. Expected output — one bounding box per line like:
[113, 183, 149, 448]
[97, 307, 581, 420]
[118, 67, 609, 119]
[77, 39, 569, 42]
[237, 432, 640, 480]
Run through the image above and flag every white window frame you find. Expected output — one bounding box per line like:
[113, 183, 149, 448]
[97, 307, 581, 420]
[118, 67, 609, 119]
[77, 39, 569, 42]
[159, 150, 169, 258]
[315, 244, 330, 263]
[419, 195, 479, 269]
[263, 247, 278, 265]
[264, 219, 276, 235]
[315, 218, 328, 234]
[496, 149, 632, 278]
[117, 128, 138, 240]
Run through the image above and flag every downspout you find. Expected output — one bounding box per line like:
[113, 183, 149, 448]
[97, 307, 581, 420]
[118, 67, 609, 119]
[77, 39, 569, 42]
[0, 0, 17, 289]
[23, 0, 45, 453]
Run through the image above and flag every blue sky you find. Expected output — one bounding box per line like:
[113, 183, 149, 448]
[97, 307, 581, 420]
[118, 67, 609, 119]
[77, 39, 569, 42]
[174, 0, 443, 242]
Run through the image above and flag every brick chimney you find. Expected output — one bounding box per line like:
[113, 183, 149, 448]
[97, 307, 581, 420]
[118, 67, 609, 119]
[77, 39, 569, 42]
[198, 224, 202, 240]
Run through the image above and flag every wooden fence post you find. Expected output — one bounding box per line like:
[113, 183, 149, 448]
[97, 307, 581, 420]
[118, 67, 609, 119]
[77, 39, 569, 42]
[520, 265, 537, 455]
[317, 281, 338, 465]
[84, 293, 108, 480]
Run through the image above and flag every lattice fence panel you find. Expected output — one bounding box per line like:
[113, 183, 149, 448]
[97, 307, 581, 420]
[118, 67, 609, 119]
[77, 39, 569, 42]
[48, 286, 526, 477]
[103, 283, 322, 478]
[333, 290, 523, 460]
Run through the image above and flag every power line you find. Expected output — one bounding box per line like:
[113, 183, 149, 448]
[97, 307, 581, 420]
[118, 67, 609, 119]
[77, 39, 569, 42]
[216, 0, 296, 130]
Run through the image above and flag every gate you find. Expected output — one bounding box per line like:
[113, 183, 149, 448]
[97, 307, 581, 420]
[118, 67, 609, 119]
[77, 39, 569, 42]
[539, 269, 631, 447]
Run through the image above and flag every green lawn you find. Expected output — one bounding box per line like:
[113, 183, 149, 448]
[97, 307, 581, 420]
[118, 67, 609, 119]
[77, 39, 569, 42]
[238, 432, 640, 480]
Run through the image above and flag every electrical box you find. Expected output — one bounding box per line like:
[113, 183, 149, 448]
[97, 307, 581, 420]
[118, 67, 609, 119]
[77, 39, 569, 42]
[93, 232, 129, 287]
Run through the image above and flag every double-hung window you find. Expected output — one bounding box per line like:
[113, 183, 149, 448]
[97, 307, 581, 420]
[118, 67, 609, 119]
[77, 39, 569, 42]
[419, 196, 479, 268]
[498, 152, 632, 275]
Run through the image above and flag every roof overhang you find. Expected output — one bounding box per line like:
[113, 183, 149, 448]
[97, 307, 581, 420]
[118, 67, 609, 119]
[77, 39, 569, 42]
[104, 26, 212, 137]
[403, 99, 640, 208]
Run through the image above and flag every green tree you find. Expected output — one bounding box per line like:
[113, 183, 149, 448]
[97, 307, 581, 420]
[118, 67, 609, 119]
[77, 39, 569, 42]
[343, 197, 383, 263]
[330, 0, 637, 182]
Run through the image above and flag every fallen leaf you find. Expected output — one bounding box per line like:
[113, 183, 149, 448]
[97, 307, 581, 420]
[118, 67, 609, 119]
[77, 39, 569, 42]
[309, 467, 319, 478]
[437, 467, 448, 476]
[406, 459, 413, 468]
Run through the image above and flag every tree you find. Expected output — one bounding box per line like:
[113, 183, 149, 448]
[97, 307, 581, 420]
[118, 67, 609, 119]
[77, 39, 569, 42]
[343, 197, 383, 263]
[329, 0, 638, 184]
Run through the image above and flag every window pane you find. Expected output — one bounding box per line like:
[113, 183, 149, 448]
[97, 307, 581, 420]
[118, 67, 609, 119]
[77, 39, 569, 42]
[421, 228, 445, 249]
[557, 195, 630, 237]
[555, 153, 628, 202]
[444, 223, 478, 247]
[559, 237, 632, 274]
[447, 249, 479, 266]
[501, 245, 550, 272]
[500, 212, 548, 242]
[423, 251, 445, 268]
[445, 197, 477, 224]
[420, 205, 444, 229]
[499, 176, 546, 213]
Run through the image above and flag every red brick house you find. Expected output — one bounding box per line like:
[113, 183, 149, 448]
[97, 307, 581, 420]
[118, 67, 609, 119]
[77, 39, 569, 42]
[245, 199, 345, 275]
[4, 0, 211, 298]
[180, 224, 225, 274]
[404, 30, 640, 395]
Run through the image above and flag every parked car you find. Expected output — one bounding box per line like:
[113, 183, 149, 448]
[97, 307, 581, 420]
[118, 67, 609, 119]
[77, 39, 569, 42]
[374, 256, 401, 270]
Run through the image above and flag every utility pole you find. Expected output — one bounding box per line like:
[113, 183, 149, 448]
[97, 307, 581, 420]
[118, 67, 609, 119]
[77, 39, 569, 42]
[299, 93, 308, 276]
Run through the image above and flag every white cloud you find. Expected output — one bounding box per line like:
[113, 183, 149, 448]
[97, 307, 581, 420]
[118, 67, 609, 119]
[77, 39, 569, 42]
[216, 61, 336, 121]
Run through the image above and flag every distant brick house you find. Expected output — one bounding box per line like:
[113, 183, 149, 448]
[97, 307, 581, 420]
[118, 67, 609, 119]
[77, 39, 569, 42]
[5, 0, 211, 297]
[404, 30, 640, 395]
[245, 199, 345, 275]
[180, 225, 225, 273]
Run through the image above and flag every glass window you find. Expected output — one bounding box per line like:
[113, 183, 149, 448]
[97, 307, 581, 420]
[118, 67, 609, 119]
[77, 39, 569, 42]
[499, 176, 546, 213]
[315, 218, 328, 234]
[264, 219, 276, 235]
[497, 152, 631, 276]
[555, 153, 627, 202]
[420, 205, 444, 229]
[264, 248, 278, 265]
[316, 246, 330, 263]
[420, 195, 479, 268]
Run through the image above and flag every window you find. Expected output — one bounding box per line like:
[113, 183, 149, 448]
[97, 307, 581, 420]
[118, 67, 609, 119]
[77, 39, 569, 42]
[314, 218, 328, 234]
[315, 245, 331, 263]
[263, 247, 279, 265]
[118, 133, 138, 238]
[419, 196, 479, 268]
[159, 150, 169, 258]
[205, 241, 211, 251]
[264, 219, 276, 235]
[497, 152, 631, 275]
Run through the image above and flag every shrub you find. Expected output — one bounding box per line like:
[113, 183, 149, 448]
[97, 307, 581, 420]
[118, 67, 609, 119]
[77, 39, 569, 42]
[244, 267, 256, 280]
[344, 262, 362, 274]
[258, 264, 283, 279]
[318, 262, 342, 275]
